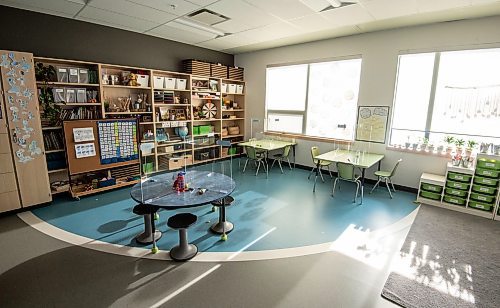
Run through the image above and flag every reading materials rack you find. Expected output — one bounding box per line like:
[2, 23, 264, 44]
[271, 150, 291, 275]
[34, 56, 245, 197]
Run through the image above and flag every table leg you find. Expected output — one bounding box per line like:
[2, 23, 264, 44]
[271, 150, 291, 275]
[313, 161, 320, 192]
[293, 145, 296, 168]
[360, 168, 366, 205]
[378, 160, 381, 171]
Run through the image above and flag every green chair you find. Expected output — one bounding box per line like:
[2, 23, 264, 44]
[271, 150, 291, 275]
[243, 146, 268, 177]
[370, 159, 402, 199]
[307, 146, 332, 182]
[270, 145, 292, 173]
[333, 162, 362, 204]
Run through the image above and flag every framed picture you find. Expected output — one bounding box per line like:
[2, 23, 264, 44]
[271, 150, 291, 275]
[355, 106, 390, 144]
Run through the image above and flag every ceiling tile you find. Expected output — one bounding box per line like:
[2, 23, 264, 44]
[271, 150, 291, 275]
[77, 6, 160, 32]
[237, 22, 301, 43]
[206, 0, 281, 28]
[126, 0, 200, 16]
[198, 34, 251, 50]
[146, 22, 216, 44]
[245, 0, 317, 20]
[299, 0, 331, 12]
[186, 0, 220, 6]
[361, 0, 418, 20]
[417, 0, 471, 13]
[87, 0, 177, 24]
[0, 0, 84, 18]
[212, 19, 254, 33]
[289, 14, 334, 32]
[321, 3, 375, 27]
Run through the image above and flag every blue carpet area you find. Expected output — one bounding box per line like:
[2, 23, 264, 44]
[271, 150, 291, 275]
[32, 159, 418, 252]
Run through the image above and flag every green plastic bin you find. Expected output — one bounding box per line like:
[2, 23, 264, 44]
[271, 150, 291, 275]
[473, 176, 498, 187]
[192, 126, 200, 135]
[447, 172, 472, 182]
[471, 184, 497, 195]
[199, 125, 212, 135]
[469, 192, 495, 204]
[446, 180, 469, 191]
[445, 187, 468, 197]
[420, 190, 441, 200]
[475, 167, 499, 178]
[142, 162, 154, 174]
[468, 200, 493, 211]
[477, 158, 500, 170]
[443, 195, 466, 206]
[421, 183, 443, 193]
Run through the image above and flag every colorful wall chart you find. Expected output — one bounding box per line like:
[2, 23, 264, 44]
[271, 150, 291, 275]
[97, 120, 138, 164]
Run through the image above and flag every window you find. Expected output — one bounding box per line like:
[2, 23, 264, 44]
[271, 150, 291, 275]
[265, 58, 362, 140]
[391, 48, 500, 146]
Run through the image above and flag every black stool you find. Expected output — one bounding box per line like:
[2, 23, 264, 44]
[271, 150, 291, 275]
[167, 213, 198, 261]
[210, 196, 234, 238]
[133, 203, 162, 245]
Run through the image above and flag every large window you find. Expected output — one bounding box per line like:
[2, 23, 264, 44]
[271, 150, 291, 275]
[265, 58, 362, 140]
[391, 48, 500, 146]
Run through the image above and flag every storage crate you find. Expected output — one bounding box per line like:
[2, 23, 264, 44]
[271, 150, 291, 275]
[142, 162, 154, 174]
[473, 176, 498, 187]
[98, 178, 116, 188]
[236, 84, 244, 94]
[164, 77, 176, 89]
[447, 172, 472, 182]
[159, 155, 192, 170]
[468, 200, 493, 211]
[195, 151, 210, 161]
[199, 125, 213, 135]
[227, 84, 237, 94]
[176, 78, 187, 90]
[446, 180, 469, 191]
[192, 126, 200, 135]
[183, 59, 210, 77]
[421, 183, 443, 193]
[469, 192, 495, 204]
[443, 195, 466, 206]
[419, 190, 441, 200]
[477, 158, 500, 170]
[211, 63, 228, 78]
[475, 167, 499, 178]
[137, 74, 149, 87]
[444, 187, 467, 197]
[471, 184, 497, 195]
[228, 66, 244, 81]
[153, 76, 165, 89]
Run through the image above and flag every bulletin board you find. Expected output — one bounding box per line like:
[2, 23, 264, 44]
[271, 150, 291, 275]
[63, 119, 139, 175]
[355, 106, 390, 144]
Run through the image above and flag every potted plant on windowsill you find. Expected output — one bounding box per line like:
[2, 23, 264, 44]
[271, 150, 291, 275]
[444, 136, 455, 156]
[465, 140, 477, 157]
[405, 136, 411, 150]
[436, 143, 444, 153]
[455, 138, 465, 154]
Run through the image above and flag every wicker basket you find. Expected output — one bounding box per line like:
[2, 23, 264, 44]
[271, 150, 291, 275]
[228, 126, 240, 135]
[211, 63, 228, 78]
[221, 127, 228, 137]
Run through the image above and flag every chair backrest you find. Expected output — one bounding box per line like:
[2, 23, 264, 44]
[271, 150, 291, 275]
[249, 138, 257, 142]
[336, 162, 356, 181]
[311, 146, 320, 163]
[283, 145, 291, 157]
[246, 146, 258, 159]
[390, 159, 403, 177]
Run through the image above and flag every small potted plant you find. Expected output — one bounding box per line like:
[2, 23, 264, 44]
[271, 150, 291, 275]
[462, 156, 473, 168]
[452, 152, 462, 166]
[421, 137, 429, 152]
[405, 136, 411, 149]
[455, 138, 465, 154]
[427, 141, 435, 153]
[465, 140, 477, 157]
[436, 143, 444, 153]
[444, 136, 455, 156]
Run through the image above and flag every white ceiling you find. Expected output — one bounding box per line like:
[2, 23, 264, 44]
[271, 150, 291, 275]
[2, 0, 500, 54]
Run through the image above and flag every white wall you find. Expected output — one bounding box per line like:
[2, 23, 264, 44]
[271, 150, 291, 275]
[235, 16, 500, 188]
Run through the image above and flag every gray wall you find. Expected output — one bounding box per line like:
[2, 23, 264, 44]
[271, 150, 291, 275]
[0, 5, 233, 71]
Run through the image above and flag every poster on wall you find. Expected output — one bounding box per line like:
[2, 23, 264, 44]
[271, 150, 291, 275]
[355, 106, 390, 144]
[73, 127, 94, 142]
[75, 143, 96, 158]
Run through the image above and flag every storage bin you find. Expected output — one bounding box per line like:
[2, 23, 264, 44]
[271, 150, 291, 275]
[419, 190, 441, 200]
[183, 59, 210, 76]
[210, 63, 228, 78]
[228, 66, 244, 81]
[469, 192, 495, 204]
[443, 195, 466, 206]
[159, 155, 192, 170]
[176, 78, 187, 90]
[228, 126, 240, 135]
[65, 89, 76, 103]
[473, 176, 498, 187]
[421, 183, 443, 193]
[236, 84, 244, 94]
[447, 172, 471, 182]
[98, 178, 116, 188]
[227, 84, 237, 94]
[68, 68, 79, 83]
[52, 88, 65, 103]
[228, 147, 237, 155]
[444, 187, 467, 197]
[198, 125, 213, 135]
[195, 151, 210, 161]
[476, 158, 500, 170]
[56, 67, 68, 83]
[446, 180, 469, 191]
[78, 68, 89, 84]
[468, 200, 493, 211]
[136, 74, 149, 87]
[164, 77, 176, 89]
[475, 167, 499, 178]
[221, 128, 228, 137]
[221, 83, 227, 93]
[76, 89, 87, 103]
[153, 76, 165, 89]
[192, 126, 200, 135]
[471, 184, 497, 195]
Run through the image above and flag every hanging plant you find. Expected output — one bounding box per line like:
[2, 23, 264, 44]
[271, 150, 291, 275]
[35, 62, 60, 126]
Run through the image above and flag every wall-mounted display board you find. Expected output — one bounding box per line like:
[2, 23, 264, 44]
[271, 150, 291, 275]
[97, 119, 138, 164]
[355, 106, 390, 144]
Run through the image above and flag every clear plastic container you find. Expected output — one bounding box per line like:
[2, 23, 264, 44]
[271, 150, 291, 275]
[56, 67, 68, 83]
[52, 88, 65, 103]
[76, 89, 87, 103]
[68, 68, 79, 83]
[65, 89, 76, 103]
[79, 68, 89, 84]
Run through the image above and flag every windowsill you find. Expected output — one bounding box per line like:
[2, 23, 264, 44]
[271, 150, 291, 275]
[386, 145, 452, 157]
[264, 131, 353, 145]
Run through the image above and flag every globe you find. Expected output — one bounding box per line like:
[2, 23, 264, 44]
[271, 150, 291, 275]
[177, 126, 189, 140]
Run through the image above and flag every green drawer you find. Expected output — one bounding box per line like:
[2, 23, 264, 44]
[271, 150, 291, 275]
[475, 167, 499, 178]
[192, 126, 200, 135]
[420, 190, 441, 200]
[421, 183, 443, 193]
[446, 180, 469, 191]
[447, 172, 472, 182]
[471, 184, 497, 195]
[477, 158, 500, 170]
[443, 195, 466, 206]
[468, 200, 493, 211]
[199, 125, 212, 134]
[469, 192, 495, 204]
[445, 187, 468, 197]
[473, 176, 498, 187]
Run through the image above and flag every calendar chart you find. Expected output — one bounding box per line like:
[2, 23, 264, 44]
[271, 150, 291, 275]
[98, 120, 138, 164]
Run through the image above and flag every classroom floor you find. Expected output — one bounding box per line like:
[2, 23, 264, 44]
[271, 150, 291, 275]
[0, 159, 419, 307]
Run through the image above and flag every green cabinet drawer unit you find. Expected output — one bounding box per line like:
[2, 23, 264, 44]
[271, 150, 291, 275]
[445, 187, 468, 197]
[469, 192, 496, 204]
[447, 172, 472, 182]
[468, 200, 493, 211]
[477, 158, 500, 170]
[443, 195, 466, 206]
[471, 184, 497, 195]
[446, 180, 469, 191]
[475, 167, 499, 178]
[473, 176, 498, 187]
[420, 190, 441, 200]
[421, 183, 443, 193]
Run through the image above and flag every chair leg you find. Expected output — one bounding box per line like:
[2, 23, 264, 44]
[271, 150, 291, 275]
[271, 159, 277, 169]
[370, 178, 381, 194]
[327, 165, 333, 178]
[278, 159, 283, 174]
[332, 178, 338, 196]
[287, 158, 292, 170]
[255, 161, 261, 176]
[389, 178, 396, 192]
[319, 167, 325, 182]
[308, 166, 316, 180]
[385, 178, 393, 199]
[354, 182, 359, 203]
